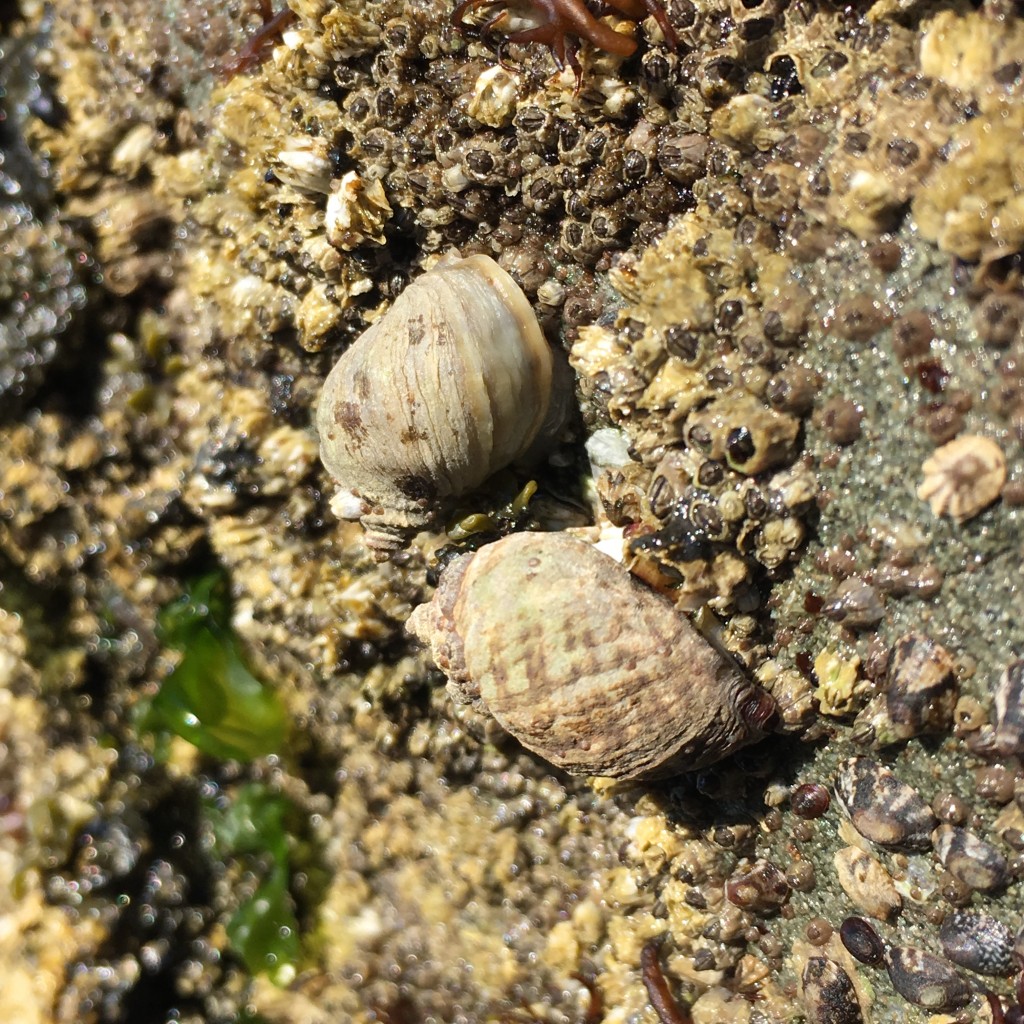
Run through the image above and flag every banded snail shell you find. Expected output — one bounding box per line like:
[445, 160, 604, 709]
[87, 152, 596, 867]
[406, 531, 777, 781]
[316, 255, 553, 559]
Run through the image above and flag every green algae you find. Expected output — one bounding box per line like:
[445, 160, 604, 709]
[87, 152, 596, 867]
[205, 782, 301, 986]
[142, 571, 288, 763]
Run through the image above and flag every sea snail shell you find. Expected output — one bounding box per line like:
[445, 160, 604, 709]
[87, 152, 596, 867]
[407, 532, 777, 781]
[315, 255, 554, 559]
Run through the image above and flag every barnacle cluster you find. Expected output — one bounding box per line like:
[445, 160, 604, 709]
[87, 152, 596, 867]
[3, 0, 1024, 1022]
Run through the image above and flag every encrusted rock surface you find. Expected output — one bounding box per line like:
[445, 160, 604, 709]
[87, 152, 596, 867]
[2, 0, 1024, 1021]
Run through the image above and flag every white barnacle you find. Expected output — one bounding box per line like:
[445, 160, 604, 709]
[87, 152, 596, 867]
[325, 171, 393, 250]
[916, 434, 1006, 523]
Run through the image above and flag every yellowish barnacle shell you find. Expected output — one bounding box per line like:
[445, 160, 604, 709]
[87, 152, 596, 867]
[406, 532, 777, 781]
[325, 171, 392, 250]
[316, 255, 553, 558]
[916, 434, 1006, 523]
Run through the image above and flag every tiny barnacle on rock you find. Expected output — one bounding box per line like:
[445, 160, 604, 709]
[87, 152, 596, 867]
[818, 396, 864, 447]
[917, 434, 1007, 523]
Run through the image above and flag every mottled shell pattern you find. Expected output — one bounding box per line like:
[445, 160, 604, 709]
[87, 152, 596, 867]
[316, 255, 553, 558]
[407, 531, 777, 781]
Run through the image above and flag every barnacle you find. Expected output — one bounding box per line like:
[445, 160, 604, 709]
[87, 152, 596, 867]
[452, 0, 678, 91]
[916, 434, 1006, 523]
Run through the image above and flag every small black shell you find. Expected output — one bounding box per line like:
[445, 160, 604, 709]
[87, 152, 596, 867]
[934, 824, 1010, 893]
[994, 659, 1024, 757]
[792, 782, 831, 819]
[840, 917, 886, 966]
[802, 956, 865, 1024]
[884, 946, 971, 1010]
[939, 909, 1016, 976]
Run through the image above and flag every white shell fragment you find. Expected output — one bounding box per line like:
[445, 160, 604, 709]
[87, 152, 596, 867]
[916, 434, 1006, 523]
[316, 255, 553, 558]
[325, 171, 393, 250]
[407, 532, 777, 781]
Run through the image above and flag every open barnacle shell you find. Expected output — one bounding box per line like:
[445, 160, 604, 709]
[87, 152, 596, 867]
[407, 531, 777, 781]
[315, 255, 554, 559]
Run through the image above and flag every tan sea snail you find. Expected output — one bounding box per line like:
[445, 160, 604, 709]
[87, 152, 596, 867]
[316, 255, 554, 559]
[407, 531, 777, 780]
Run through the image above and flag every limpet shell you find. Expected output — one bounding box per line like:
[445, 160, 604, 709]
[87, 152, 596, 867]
[884, 946, 971, 1010]
[407, 532, 777, 780]
[993, 658, 1024, 757]
[316, 255, 554, 559]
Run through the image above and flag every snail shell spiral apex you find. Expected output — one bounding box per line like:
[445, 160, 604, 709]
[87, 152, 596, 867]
[407, 532, 777, 781]
[315, 255, 554, 559]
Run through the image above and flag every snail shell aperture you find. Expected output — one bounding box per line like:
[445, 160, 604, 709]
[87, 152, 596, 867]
[407, 532, 777, 781]
[316, 255, 554, 559]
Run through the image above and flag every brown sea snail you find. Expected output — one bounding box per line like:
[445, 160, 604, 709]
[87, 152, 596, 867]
[315, 255, 554, 559]
[407, 531, 777, 780]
